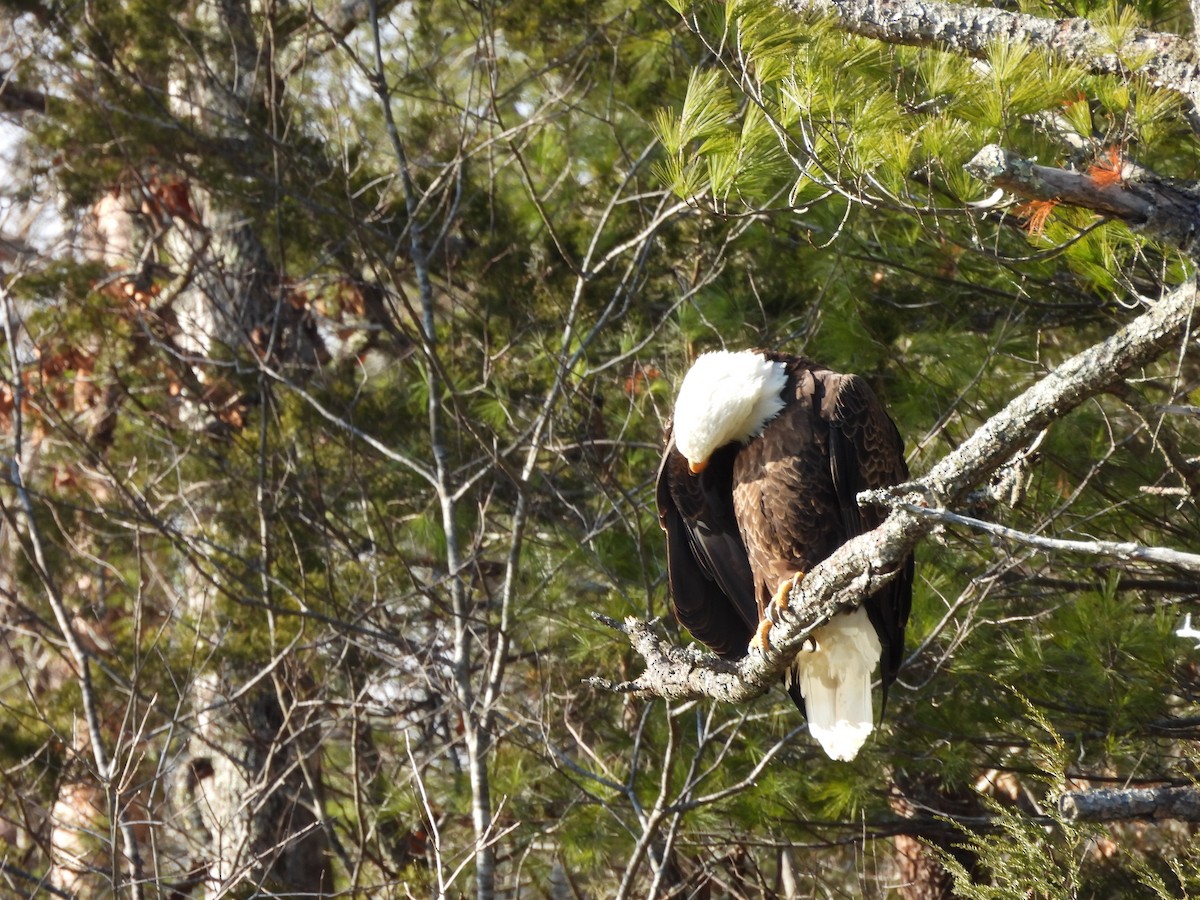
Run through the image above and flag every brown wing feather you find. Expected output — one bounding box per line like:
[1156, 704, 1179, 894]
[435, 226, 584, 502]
[732, 365, 843, 616]
[823, 371, 913, 695]
[656, 434, 758, 659]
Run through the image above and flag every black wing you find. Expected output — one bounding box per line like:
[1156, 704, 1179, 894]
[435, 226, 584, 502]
[655, 433, 758, 659]
[824, 373, 914, 700]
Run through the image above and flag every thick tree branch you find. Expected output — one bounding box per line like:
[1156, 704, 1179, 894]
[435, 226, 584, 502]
[598, 278, 1197, 704]
[1060, 785, 1200, 821]
[776, 0, 1200, 110]
[0, 72, 47, 115]
[588, 616, 751, 701]
[966, 144, 1200, 251]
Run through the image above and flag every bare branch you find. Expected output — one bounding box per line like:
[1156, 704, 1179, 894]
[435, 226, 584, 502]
[1060, 785, 1200, 822]
[861, 493, 1200, 572]
[1, 292, 146, 898]
[283, 0, 406, 76]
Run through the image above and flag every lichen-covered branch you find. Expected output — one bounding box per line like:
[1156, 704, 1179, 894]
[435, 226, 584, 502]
[598, 278, 1197, 704]
[777, 0, 1200, 110]
[1060, 785, 1200, 822]
[587, 616, 756, 701]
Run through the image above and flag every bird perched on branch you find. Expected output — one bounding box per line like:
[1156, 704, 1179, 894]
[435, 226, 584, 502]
[656, 350, 912, 760]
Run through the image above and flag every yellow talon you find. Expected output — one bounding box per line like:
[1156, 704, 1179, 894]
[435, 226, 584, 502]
[773, 573, 803, 611]
[749, 617, 773, 653]
[751, 573, 807, 653]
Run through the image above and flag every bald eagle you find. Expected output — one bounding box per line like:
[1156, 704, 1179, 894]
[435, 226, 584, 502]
[656, 350, 912, 760]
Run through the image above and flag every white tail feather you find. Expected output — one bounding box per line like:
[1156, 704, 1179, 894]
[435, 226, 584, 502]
[792, 606, 881, 761]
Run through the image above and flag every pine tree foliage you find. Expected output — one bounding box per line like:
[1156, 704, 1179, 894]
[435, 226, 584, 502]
[1, 0, 1200, 895]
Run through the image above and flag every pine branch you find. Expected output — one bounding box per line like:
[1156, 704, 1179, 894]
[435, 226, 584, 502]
[595, 278, 1198, 704]
[1059, 785, 1200, 821]
[966, 144, 1200, 252]
[775, 0, 1200, 111]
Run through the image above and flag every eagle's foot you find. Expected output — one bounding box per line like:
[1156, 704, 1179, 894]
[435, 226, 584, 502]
[750, 574, 806, 653]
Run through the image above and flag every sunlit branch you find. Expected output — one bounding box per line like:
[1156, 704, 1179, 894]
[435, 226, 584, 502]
[1060, 785, 1200, 822]
[862, 492, 1200, 572]
[777, 0, 1200, 113]
[967, 144, 1200, 252]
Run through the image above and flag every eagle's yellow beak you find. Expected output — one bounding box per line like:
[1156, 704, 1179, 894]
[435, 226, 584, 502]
[688, 458, 708, 475]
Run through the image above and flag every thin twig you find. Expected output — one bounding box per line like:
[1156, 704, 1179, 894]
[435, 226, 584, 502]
[861, 490, 1200, 572]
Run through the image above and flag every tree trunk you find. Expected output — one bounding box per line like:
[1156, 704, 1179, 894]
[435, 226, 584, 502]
[157, 1, 328, 893]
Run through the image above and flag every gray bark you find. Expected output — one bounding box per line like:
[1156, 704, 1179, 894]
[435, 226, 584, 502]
[1060, 785, 1200, 821]
[867, 498, 1200, 572]
[776, 0, 1200, 112]
[175, 672, 330, 895]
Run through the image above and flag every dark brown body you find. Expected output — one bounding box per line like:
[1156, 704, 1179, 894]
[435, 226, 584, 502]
[656, 353, 913, 713]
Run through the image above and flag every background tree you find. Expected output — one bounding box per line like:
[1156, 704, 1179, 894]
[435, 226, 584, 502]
[1, 0, 1199, 898]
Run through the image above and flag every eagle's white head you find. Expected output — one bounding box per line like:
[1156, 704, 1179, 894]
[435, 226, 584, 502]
[672, 350, 788, 473]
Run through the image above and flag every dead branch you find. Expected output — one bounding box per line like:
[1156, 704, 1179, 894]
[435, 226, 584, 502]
[966, 144, 1200, 251]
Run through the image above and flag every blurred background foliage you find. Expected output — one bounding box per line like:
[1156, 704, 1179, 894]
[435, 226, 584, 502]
[1, 0, 1199, 895]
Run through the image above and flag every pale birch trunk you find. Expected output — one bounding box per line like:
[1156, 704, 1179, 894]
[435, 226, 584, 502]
[154, 1, 329, 894]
